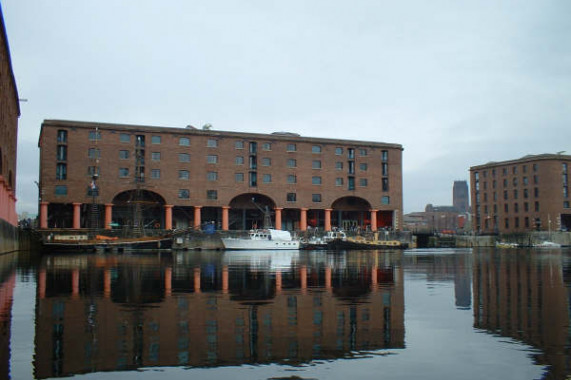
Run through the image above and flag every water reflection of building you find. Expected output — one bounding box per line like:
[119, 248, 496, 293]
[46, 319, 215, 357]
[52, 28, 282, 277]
[34, 252, 404, 378]
[0, 253, 17, 379]
[403, 251, 472, 309]
[473, 250, 570, 379]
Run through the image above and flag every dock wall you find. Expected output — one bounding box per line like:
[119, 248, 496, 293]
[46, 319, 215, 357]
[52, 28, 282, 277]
[0, 219, 18, 254]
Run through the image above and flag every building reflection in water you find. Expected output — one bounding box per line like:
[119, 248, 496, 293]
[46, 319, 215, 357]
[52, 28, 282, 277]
[0, 253, 16, 380]
[34, 250, 404, 378]
[473, 249, 570, 380]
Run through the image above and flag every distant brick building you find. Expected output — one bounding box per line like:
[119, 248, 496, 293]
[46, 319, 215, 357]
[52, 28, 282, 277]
[452, 180, 469, 213]
[470, 154, 571, 234]
[0, 4, 20, 254]
[38, 120, 403, 232]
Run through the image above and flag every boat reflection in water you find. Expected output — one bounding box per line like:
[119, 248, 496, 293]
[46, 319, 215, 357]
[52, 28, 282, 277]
[34, 250, 405, 378]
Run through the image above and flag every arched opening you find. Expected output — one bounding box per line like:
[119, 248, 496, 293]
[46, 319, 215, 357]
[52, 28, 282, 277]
[228, 193, 276, 230]
[331, 196, 372, 231]
[111, 190, 166, 230]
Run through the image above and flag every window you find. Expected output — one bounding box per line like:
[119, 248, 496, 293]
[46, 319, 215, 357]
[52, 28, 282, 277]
[348, 161, 355, 174]
[360, 163, 368, 171]
[263, 174, 272, 183]
[57, 146, 67, 161]
[235, 173, 244, 182]
[503, 190, 508, 200]
[525, 217, 530, 228]
[534, 187, 539, 197]
[359, 148, 367, 156]
[55, 185, 67, 195]
[312, 145, 322, 154]
[152, 152, 161, 161]
[179, 170, 189, 180]
[119, 150, 129, 159]
[533, 175, 539, 184]
[235, 156, 244, 165]
[207, 139, 218, 148]
[335, 147, 343, 155]
[249, 156, 257, 169]
[382, 196, 390, 205]
[89, 131, 101, 141]
[523, 176, 528, 185]
[348, 176, 355, 190]
[524, 202, 529, 212]
[312, 160, 321, 169]
[312, 176, 322, 185]
[348, 148, 355, 159]
[503, 179, 508, 187]
[287, 193, 297, 202]
[207, 155, 218, 164]
[564, 201, 570, 208]
[88, 148, 100, 159]
[262, 142, 271, 151]
[249, 142, 257, 153]
[502, 168, 508, 176]
[120, 133, 130, 143]
[513, 178, 518, 186]
[235, 141, 244, 149]
[287, 174, 297, 184]
[87, 166, 100, 176]
[56, 163, 67, 180]
[261, 157, 271, 166]
[359, 178, 368, 187]
[287, 144, 297, 152]
[151, 136, 161, 144]
[287, 159, 297, 168]
[382, 163, 388, 176]
[505, 218, 509, 229]
[179, 137, 190, 146]
[151, 169, 160, 179]
[207, 190, 217, 200]
[513, 189, 518, 199]
[207, 171, 218, 181]
[535, 201, 540, 212]
[335, 178, 343, 186]
[533, 163, 538, 172]
[249, 172, 257, 187]
[381, 150, 388, 162]
[514, 203, 519, 213]
[312, 194, 322, 202]
[335, 162, 343, 170]
[57, 130, 67, 143]
[178, 189, 190, 199]
[512, 166, 517, 174]
[382, 178, 389, 191]
[179, 153, 190, 162]
[119, 168, 129, 178]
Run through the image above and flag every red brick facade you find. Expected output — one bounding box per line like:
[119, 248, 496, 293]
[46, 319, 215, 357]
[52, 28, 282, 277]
[470, 154, 571, 234]
[0, 5, 20, 253]
[38, 120, 404, 231]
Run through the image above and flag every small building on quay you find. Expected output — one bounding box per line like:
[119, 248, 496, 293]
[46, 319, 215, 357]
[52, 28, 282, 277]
[37, 120, 404, 234]
[0, 4, 20, 254]
[470, 153, 571, 234]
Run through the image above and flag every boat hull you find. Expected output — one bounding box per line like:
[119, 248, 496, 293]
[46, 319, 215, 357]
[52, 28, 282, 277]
[327, 239, 407, 250]
[221, 238, 300, 250]
[42, 237, 173, 252]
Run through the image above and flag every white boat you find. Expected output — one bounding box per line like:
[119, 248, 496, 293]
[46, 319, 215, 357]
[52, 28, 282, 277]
[534, 241, 561, 248]
[221, 229, 300, 250]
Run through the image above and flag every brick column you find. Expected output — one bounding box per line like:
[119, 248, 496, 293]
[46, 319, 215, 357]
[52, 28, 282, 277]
[72, 203, 82, 229]
[164, 204, 173, 230]
[300, 208, 308, 231]
[40, 201, 49, 229]
[105, 204, 113, 230]
[324, 208, 332, 231]
[222, 206, 230, 231]
[275, 207, 282, 230]
[370, 209, 378, 231]
[194, 206, 202, 229]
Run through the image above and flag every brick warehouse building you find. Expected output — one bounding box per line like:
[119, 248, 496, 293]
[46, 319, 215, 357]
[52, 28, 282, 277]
[470, 154, 571, 234]
[0, 4, 20, 254]
[38, 120, 403, 232]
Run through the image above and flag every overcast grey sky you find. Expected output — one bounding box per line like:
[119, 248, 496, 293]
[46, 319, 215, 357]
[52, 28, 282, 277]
[3, 0, 570, 215]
